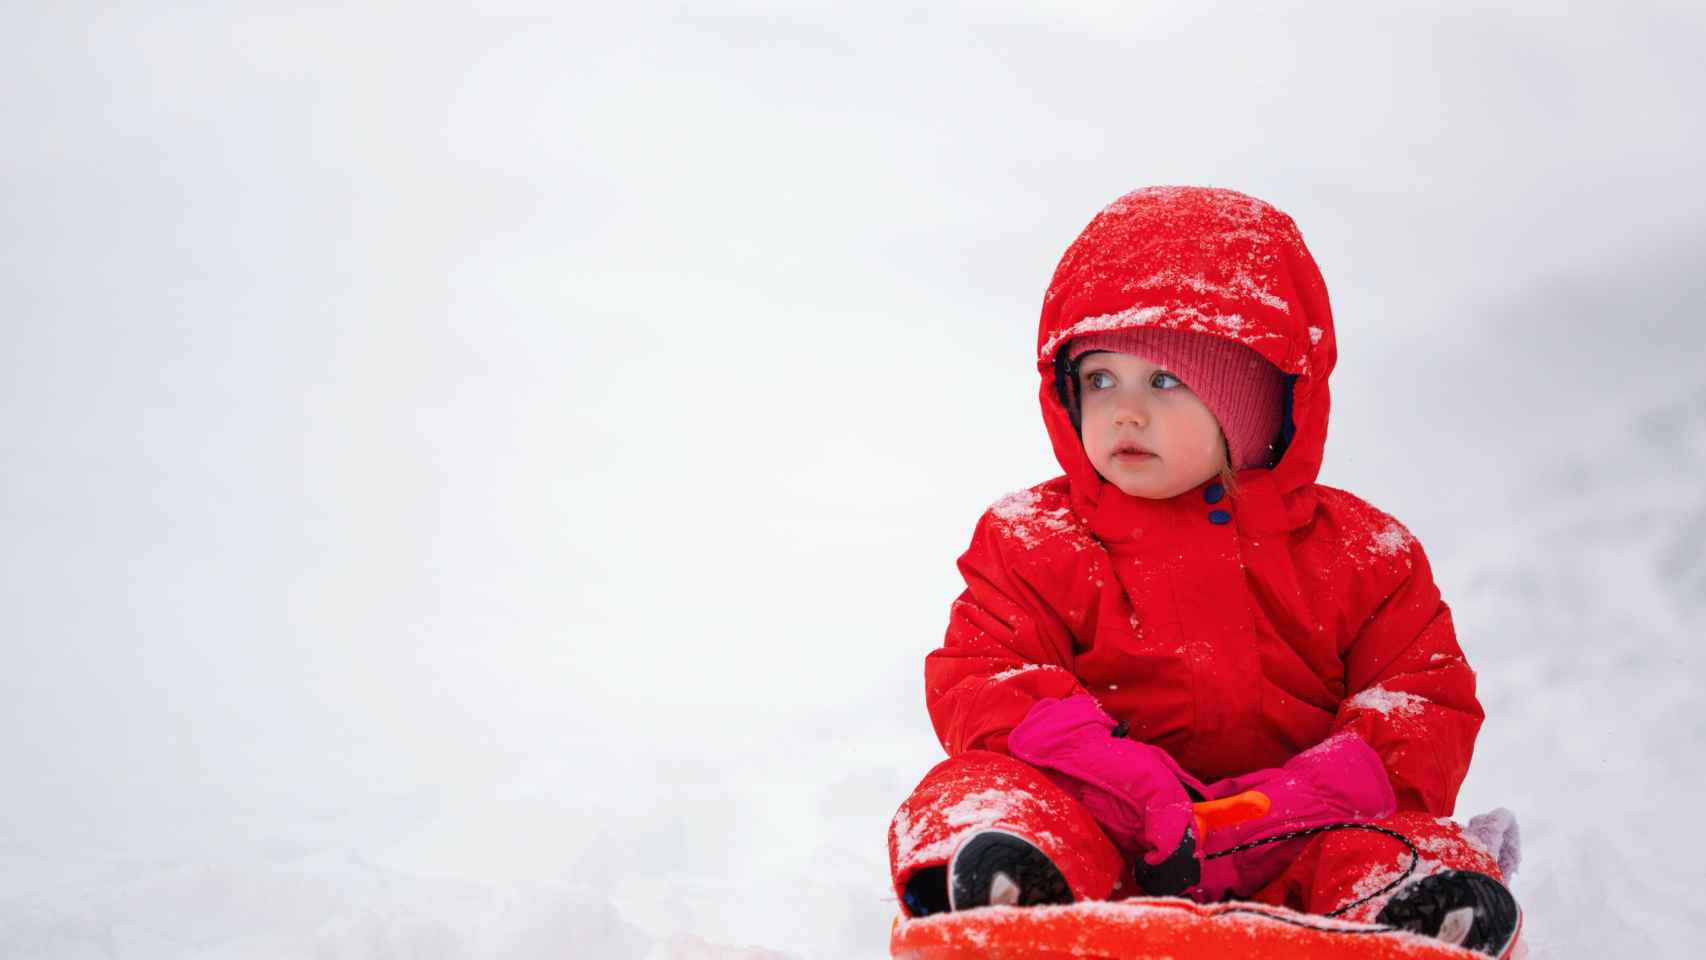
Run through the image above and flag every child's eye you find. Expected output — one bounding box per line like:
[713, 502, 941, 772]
[1152, 372, 1184, 390]
[1085, 370, 1115, 390]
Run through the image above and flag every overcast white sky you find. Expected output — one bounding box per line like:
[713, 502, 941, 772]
[3, 3, 1704, 957]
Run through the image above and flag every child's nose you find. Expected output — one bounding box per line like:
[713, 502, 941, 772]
[1112, 392, 1151, 426]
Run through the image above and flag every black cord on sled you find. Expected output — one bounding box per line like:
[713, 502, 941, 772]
[1201, 821, 1420, 931]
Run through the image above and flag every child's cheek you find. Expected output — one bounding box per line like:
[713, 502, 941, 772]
[1079, 424, 1108, 465]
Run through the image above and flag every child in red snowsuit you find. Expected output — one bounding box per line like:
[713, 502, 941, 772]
[889, 187, 1522, 956]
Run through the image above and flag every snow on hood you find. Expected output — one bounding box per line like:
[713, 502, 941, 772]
[1034, 185, 1339, 526]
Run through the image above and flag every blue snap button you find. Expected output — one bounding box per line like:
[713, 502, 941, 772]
[1203, 483, 1224, 504]
[1208, 510, 1231, 525]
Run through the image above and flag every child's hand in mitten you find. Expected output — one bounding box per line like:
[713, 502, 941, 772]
[1188, 731, 1398, 902]
[1008, 694, 1208, 892]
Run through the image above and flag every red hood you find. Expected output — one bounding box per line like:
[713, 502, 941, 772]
[1034, 186, 1338, 534]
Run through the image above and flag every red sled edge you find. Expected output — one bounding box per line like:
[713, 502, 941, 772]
[889, 897, 1500, 960]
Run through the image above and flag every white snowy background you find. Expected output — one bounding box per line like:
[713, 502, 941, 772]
[4, 2, 1703, 957]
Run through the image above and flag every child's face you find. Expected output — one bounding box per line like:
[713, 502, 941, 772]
[1076, 351, 1227, 499]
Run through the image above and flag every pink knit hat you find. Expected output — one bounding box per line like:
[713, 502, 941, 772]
[1068, 328, 1288, 471]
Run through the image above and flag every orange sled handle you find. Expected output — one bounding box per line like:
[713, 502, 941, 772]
[1192, 789, 1270, 840]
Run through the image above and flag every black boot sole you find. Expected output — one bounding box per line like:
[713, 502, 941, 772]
[948, 829, 1074, 912]
[1376, 869, 1521, 957]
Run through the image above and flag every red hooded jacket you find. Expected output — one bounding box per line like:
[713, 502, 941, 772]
[925, 186, 1482, 815]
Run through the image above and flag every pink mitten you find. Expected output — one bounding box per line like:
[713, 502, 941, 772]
[1008, 695, 1207, 877]
[1189, 731, 1397, 902]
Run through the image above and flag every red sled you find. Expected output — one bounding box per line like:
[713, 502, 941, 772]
[890, 897, 1512, 960]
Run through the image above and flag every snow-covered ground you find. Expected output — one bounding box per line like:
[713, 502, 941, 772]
[4, 3, 1704, 958]
[1444, 390, 1706, 958]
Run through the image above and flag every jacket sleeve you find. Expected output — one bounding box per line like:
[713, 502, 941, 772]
[1331, 534, 1484, 816]
[925, 508, 1087, 756]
